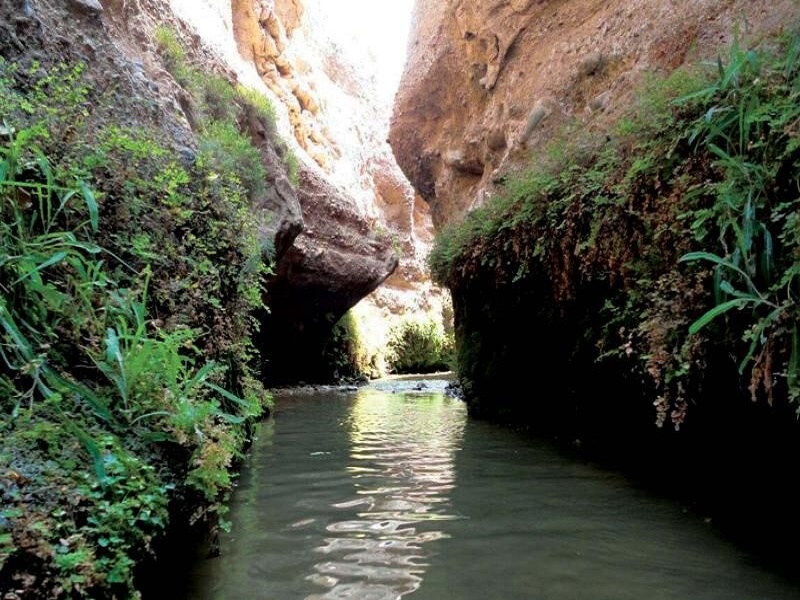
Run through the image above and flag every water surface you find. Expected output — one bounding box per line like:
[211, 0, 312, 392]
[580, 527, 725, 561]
[187, 379, 799, 599]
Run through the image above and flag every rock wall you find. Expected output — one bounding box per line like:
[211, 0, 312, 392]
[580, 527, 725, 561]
[175, 0, 446, 377]
[105, 0, 405, 376]
[391, 0, 800, 228]
[0, 0, 302, 594]
[4, 0, 438, 383]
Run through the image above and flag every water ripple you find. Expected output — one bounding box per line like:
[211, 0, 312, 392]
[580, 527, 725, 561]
[306, 390, 466, 599]
[186, 383, 800, 600]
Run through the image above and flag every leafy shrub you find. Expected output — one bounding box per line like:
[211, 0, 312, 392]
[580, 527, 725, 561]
[676, 34, 800, 403]
[236, 84, 278, 132]
[0, 54, 273, 597]
[236, 85, 302, 186]
[199, 120, 267, 200]
[154, 24, 190, 86]
[321, 311, 381, 381]
[154, 26, 300, 193]
[198, 74, 239, 123]
[387, 319, 454, 374]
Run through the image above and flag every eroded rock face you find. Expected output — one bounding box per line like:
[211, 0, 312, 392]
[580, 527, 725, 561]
[223, 0, 446, 375]
[391, 0, 800, 228]
[3, 0, 301, 263]
[267, 168, 399, 381]
[166, 0, 445, 377]
[10, 0, 441, 381]
[79, 0, 305, 264]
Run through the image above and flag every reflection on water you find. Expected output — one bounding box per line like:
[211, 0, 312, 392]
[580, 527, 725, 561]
[307, 391, 465, 599]
[185, 381, 800, 600]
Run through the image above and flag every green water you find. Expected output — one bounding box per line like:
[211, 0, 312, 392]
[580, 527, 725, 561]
[186, 379, 799, 599]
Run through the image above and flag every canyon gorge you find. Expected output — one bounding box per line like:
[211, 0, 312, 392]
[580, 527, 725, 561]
[2, 0, 800, 597]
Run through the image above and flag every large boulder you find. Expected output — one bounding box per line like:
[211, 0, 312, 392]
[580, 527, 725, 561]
[265, 167, 398, 381]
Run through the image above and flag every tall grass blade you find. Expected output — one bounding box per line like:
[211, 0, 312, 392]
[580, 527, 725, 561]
[713, 266, 724, 304]
[680, 250, 753, 282]
[104, 327, 128, 406]
[42, 367, 114, 424]
[790, 326, 799, 401]
[689, 297, 755, 335]
[204, 381, 249, 408]
[761, 225, 774, 284]
[11, 250, 67, 285]
[78, 181, 99, 231]
[0, 302, 34, 361]
[60, 414, 107, 485]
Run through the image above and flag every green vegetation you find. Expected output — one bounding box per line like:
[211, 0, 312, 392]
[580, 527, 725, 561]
[386, 318, 454, 374]
[235, 84, 277, 131]
[432, 31, 800, 426]
[234, 85, 299, 187]
[283, 145, 300, 188]
[677, 36, 800, 403]
[0, 41, 283, 596]
[154, 24, 188, 83]
[318, 304, 456, 381]
[154, 25, 301, 189]
[321, 311, 382, 381]
[199, 120, 267, 200]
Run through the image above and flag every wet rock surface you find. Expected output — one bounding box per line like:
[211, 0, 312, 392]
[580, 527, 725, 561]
[272, 373, 458, 398]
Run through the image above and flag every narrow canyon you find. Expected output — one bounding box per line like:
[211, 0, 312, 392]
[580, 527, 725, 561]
[2, 0, 800, 597]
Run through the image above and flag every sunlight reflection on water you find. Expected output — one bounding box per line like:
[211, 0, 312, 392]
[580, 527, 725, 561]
[306, 390, 466, 599]
[185, 382, 800, 600]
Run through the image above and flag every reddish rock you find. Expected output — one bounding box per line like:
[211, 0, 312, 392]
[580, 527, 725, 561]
[391, 0, 800, 228]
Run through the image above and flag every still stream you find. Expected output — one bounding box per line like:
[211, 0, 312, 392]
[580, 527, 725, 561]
[185, 377, 799, 599]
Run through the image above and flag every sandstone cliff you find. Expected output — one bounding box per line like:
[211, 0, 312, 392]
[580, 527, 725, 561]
[76, 0, 445, 378]
[43, 0, 403, 348]
[391, 0, 800, 228]
[5, 0, 442, 385]
[173, 0, 446, 376]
